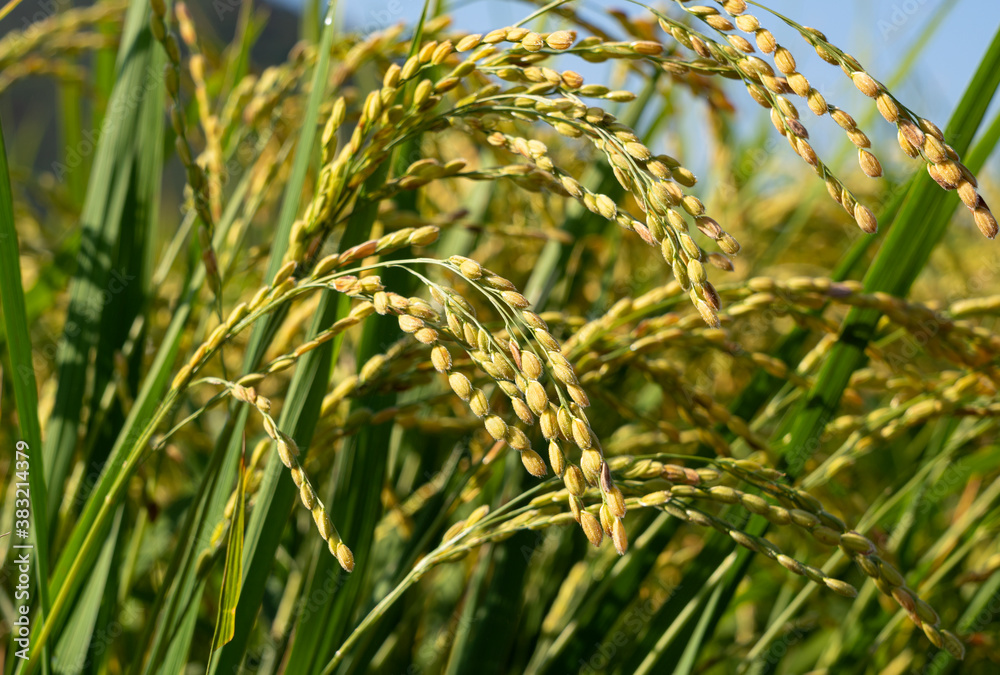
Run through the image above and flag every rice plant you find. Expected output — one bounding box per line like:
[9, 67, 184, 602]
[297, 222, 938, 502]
[2, 0, 1000, 673]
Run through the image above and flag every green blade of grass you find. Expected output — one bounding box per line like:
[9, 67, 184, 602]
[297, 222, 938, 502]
[97, 134, 267, 673]
[134, 421, 238, 675]
[631, 538, 756, 675]
[525, 513, 674, 674]
[337, 445, 471, 675]
[84, 28, 165, 570]
[155, 595, 201, 675]
[17, 4, 173, 666]
[41, 0, 159, 529]
[29, 301, 184, 669]
[50, 506, 122, 675]
[443, 458, 530, 675]
[316, 482, 563, 675]
[0, 110, 52, 664]
[93, 14, 117, 123]
[673, 582, 728, 675]
[301, 0, 320, 43]
[220, 0, 256, 118]
[624, 536, 740, 674]
[209, 443, 246, 657]
[29, 215, 221, 671]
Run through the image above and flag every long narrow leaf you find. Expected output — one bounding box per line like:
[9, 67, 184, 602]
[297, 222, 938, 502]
[0, 109, 52, 666]
[209, 442, 246, 656]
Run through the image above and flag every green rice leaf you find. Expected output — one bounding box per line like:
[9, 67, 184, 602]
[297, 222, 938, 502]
[0, 107, 52, 664]
[209, 440, 247, 656]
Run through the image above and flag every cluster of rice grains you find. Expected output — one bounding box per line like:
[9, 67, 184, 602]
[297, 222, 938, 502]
[281, 0, 998, 332]
[0, 0, 125, 93]
[619, 456, 966, 659]
[365, 255, 631, 554]
[655, 0, 995, 238]
[139, 0, 1000, 663]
